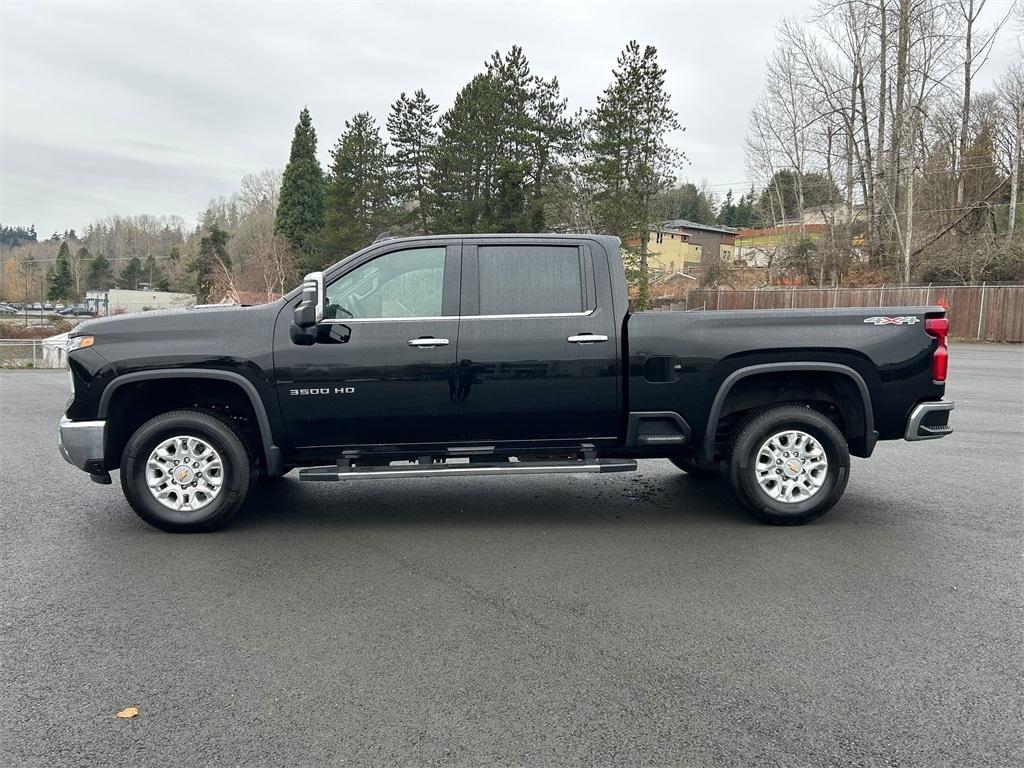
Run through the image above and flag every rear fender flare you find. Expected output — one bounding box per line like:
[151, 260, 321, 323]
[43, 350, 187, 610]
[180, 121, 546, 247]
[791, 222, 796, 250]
[700, 362, 874, 463]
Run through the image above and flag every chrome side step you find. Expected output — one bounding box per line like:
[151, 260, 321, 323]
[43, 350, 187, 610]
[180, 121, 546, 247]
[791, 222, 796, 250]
[299, 457, 637, 482]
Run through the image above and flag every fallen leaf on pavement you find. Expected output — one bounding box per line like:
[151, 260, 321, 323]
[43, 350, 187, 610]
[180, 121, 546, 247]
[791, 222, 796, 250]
[116, 707, 139, 719]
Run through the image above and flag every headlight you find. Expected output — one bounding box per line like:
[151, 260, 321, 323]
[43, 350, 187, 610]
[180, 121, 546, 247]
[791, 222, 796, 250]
[67, 335, 95, 353]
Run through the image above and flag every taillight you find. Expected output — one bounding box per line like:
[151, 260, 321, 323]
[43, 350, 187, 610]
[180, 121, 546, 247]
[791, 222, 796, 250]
[926, 317, 949, 382]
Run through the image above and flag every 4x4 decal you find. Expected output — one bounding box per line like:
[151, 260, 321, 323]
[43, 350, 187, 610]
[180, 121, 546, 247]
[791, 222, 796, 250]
[863, 316, 921, 326]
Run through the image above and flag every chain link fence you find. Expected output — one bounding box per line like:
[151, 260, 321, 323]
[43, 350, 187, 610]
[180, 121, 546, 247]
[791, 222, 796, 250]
[0, 339, 67, 368]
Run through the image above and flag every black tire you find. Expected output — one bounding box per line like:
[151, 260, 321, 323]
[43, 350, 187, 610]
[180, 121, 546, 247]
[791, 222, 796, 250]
[725, 405, 849, 525]
[668, 452, 721, 478]
[120, 409, 255, 532]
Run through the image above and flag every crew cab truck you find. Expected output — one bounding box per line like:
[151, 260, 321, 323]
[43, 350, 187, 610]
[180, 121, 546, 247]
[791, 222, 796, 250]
[58, 234, 953, 532]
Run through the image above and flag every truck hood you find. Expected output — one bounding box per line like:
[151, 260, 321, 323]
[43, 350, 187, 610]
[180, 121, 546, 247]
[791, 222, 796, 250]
[70, 300, 287, 374]
[74, 301, 283, 340]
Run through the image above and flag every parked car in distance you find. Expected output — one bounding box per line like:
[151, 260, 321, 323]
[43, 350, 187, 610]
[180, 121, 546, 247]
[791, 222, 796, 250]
[59, 306, 95, 317]
[0, 304, 17, 315]
[59, 233, 953, 533]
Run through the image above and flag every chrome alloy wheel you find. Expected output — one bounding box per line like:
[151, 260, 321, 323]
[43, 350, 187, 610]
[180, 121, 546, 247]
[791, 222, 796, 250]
[145, 435, 224, 513]
[754, 429, 828, 504]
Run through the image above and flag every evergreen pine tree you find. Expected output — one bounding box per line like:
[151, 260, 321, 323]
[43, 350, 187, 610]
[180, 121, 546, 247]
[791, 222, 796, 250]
[0, 224, 38, 247]
[87, 253, 114, 289]
[431, 47, 573, 234]
[487, 46, 574, 226]
[387, 89, 438, 233]
[431, 73, 505, 233]
[488, 161, 529, 232]
[584, 41, 682, 307]
[119, 256, 144, 290]
[323, 112, 393, 261]
[718, 189, 736, 226]
[48, 241, 74, 300]
[655, 182, 717, 224]
[734, 188, 757, 228]
[275, 108, 325, 272]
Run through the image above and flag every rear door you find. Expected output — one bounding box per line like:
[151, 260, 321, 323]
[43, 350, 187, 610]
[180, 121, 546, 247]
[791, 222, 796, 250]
[455, 239, 620, 445]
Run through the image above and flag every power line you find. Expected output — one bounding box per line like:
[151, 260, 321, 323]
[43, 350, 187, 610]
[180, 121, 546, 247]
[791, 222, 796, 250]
[688, 163, 1015, 192]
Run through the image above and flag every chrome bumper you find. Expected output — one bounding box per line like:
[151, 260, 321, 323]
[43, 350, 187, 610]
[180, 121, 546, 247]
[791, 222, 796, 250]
[58, 416, 106, 472]
[904, 400, 954, 441]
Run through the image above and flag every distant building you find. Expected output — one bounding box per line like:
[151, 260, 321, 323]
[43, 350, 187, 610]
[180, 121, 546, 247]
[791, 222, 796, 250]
[635, 220, 739, 273]
[85, 289, 195, 316]
[798, 203, 867, 226]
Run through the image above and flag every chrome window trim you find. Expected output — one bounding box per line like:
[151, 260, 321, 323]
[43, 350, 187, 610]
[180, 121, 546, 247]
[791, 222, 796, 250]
[320, 317, 451, 324]
[319, 309, 596, 324]
[469, 310, 596, 320]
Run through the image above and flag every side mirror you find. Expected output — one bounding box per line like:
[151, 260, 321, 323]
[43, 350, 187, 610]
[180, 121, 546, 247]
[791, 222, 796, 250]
[292, 271, 325, 329]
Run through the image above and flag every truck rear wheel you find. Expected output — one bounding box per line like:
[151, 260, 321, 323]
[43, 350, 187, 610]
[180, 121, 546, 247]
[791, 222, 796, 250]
[120, 409, 255, 532]
[725, 405, 849, 525]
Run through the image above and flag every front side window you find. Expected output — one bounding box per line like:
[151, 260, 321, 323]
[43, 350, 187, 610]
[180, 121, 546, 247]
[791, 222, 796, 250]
[477, 245, 584, 315]
[325, 247, 445, 319]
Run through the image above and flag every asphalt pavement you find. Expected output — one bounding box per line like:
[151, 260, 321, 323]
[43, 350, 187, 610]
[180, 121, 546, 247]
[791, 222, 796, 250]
[1, 344, 1022, 767]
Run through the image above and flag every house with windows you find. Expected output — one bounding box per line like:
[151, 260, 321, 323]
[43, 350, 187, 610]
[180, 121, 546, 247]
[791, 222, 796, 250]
[641, 220, 739, 274]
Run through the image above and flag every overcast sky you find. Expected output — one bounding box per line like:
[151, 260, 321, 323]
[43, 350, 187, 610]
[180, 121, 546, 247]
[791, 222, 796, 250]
[1, 0, 1020, 236]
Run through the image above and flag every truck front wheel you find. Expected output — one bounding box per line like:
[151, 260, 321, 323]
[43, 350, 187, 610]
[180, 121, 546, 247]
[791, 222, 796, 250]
[725, 405, 849, 525]
[120, 409, 255, 532]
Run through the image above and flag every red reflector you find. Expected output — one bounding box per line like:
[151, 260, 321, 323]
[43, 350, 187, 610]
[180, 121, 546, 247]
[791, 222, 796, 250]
[933, 347, 948, 381]
[925, 317, 949, 337]
[925, 317, 949, 382]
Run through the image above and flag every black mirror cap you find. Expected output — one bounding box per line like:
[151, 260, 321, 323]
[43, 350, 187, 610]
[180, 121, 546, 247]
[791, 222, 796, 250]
[290, 323, 316, 346]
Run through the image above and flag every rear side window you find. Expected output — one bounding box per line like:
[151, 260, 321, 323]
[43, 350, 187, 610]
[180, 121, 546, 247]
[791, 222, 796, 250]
[477, 245, 584, 315]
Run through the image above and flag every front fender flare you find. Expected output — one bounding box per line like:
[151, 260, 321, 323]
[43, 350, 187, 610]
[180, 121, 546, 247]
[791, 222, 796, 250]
[97, 368, 283, 475]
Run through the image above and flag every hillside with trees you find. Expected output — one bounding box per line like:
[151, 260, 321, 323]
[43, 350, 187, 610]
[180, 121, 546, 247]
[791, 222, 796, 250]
[1, 10, 1021, 307]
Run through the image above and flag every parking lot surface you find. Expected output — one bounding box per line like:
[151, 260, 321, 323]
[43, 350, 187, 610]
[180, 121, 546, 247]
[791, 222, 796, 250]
[1, 344, 1022, 767]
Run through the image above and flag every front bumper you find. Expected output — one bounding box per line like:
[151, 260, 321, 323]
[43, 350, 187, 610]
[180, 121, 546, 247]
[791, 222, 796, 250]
[904, 399, 954, 441]
[58, 416, 106, 472]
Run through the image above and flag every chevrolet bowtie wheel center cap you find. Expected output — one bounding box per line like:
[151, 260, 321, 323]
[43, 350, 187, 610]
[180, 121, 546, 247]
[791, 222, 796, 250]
[144, 435, 224, 513]
[754, 430, 828, 504]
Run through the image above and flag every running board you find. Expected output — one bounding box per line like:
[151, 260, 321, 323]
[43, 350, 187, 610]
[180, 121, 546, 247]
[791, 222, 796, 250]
[299, 457, 637, 481]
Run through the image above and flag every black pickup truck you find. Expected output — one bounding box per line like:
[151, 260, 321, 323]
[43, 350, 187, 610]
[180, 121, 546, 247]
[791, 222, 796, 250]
[59, 234, 953, 532]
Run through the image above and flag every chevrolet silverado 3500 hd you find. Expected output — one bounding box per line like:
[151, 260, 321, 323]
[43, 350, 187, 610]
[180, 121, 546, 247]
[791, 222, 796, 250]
[59, 234, 953, 532]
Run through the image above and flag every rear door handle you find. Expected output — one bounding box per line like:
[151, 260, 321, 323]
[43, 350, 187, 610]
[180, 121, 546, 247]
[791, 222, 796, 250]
[408, 337, 450, 348]
[567, 334, 609, 344]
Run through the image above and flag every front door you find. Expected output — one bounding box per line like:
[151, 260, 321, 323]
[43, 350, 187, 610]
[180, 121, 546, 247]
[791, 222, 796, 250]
[455, 240, 620, 445]
[274, 242, 462, 450]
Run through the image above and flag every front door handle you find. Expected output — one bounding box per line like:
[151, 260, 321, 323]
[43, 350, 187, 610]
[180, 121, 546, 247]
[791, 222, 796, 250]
[568, 334, 609, 344]
[408, 337, 450, 348]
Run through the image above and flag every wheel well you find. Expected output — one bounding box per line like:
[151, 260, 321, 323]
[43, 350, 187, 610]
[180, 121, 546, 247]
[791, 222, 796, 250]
[103, 378, 263, 472]
[709, 371, 870, 459]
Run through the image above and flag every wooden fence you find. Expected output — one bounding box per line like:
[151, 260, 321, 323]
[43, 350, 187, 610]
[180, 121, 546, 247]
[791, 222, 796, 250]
[662, 284, 1024, 342]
